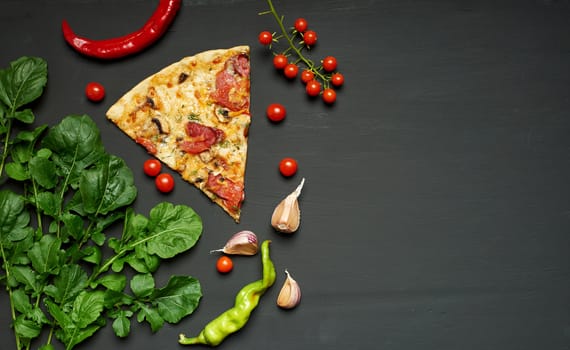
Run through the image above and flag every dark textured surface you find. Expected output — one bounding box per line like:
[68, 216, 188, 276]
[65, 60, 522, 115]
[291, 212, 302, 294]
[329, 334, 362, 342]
[1, 0, 570, 349]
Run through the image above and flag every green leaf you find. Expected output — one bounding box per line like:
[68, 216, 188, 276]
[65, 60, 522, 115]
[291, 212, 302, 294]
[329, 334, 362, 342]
[8, 234, 34, 266]
[41, 115, 106, 188]
[123, 209, 148, 242]
[29, 155, 57, 189]
[60, 212, 84, 240]
[14, 125, 48, 143]
[5, 162, 29, 181]
[80, 154, 137, 215]
[95, 211, 125, 233]
[28, 306, 50, 325]
[112, 310, 131, 338]
[27, 234, 61, 275]
[103, 289, 133, 309]
[123, 255, 152, 274]
[12, 288, 32, 314]
[151, 276, 202, 323]
[95, 274, 126, 292]
[143, 203, 203, 259]
[90, 231, 106, 246]
[34, 192, 61, 217]
[71, 290, 105, 328]
[130, 273, 154, 298]
[136, 303, 164, 332]
[0, 56, 47, 111]
[49, 292, 106, 348]
[10, 265, 40, 294]
[49, 299, 105, 350]
[14, 108, 34, 123]
[64, 323, 104, 349]
[0, 190, 33, 244]
[81, 246, 102, 265]
[10, 126, 48, 164]
[14, 315, 42, 339]
[44, 264, 88, 304]
[45, 299, 69, 326]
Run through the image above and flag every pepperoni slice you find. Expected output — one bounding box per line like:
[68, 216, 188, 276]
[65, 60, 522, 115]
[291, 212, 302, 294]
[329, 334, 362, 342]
[180, 122, 225, 154]
[233, 54, 250, 77]
[179, 140, 212, 154]
[211, 54, 250, 111]
[206, 173, 244, 213]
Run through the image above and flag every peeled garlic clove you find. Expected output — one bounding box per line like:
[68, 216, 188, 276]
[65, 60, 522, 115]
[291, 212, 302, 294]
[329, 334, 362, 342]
[271, 178, 305, 233]
[277, 269, 301, 309]
[210, 230, 259, 255]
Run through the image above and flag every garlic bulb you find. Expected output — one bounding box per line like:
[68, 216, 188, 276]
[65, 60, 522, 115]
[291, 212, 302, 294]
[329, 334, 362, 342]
[271, 178, 305, 233]
[210, 230, 259, 255]
[277, 269, 301, 309]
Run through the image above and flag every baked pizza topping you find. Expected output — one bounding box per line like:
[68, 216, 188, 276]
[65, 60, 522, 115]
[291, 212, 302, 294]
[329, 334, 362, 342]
[179, 121, 225, 154]
[106, 46, 251, 222]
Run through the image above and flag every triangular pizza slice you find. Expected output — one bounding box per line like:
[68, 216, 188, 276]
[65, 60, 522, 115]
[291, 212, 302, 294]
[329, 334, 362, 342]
[106, 46, 251, 222]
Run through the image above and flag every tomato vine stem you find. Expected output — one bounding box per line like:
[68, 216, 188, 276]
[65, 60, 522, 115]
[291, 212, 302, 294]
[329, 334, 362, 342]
[261, 0, 331, 88]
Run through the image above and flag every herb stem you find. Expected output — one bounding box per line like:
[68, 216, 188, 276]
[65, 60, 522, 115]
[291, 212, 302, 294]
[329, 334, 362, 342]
[0, 116, 13, 177]
[0, 244, 22, 350]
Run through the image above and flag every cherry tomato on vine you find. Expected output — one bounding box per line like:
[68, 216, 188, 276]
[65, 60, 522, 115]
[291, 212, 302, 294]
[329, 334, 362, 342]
[305, 80, 322, 97]
[85, 82, 105, 102]
[283, 63, 299, 79]
[331, 72, 345, 87]
[155, 173, 175, 193]
[294, 18, 308, 33]
[258, 31, 273, 46]
[303, 30, 318, 46]
[143, 159, 162, 177]
[266, 103, 287, 122]
[273, 54, 288, 69]
[322, 88, 337, 104]
[322, 56, 338, 72]
[301, 69, 314, 84]
[279, 157, 298, 177]
[216, 256, 233, 274]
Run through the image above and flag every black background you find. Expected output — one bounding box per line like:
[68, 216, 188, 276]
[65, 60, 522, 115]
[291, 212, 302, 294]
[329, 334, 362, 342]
[1, 0, 570, 349]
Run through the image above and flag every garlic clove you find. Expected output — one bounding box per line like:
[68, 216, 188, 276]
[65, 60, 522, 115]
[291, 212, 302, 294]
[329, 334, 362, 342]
[271, 178, 305, 233]
[277, 269, 301, 309]
[210, 230, 259, 256]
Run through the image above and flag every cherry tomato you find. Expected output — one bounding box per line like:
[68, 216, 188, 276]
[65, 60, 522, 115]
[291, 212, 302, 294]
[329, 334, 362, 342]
[305, 80, 322, 97]
[331, 72, 345, 87]
[303, 30, 318, 46]
[85, 82, 105, 102]
[322, 56, 338, 72]
[283, 63, 299, 79]
[322, 88, 337, 104]
[216, 256, 233, 274]
[155, 173, 174, 193]
[279, 157, 298, 177]
[258, 31, 273, 46]
[294, 18, 308, 33]
[273, 54, 288, 70]
[266, 103, 287, 122]
[301, 69, 314, 84]
[143, 159, 162, 177]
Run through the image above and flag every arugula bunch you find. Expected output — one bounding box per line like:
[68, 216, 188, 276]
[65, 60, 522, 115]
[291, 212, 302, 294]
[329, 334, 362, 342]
[0, 57, 203, 350]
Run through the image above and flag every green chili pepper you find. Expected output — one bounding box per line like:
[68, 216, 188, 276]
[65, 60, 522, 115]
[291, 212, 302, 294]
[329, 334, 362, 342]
[179, 240, 276, 346]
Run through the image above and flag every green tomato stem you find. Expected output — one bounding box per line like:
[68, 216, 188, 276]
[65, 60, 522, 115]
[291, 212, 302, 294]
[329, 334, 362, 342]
[264, 0, 330, 88]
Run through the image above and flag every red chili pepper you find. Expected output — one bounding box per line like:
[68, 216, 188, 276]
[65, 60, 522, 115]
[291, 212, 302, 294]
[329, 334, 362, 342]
[62, 0, 181, 59]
